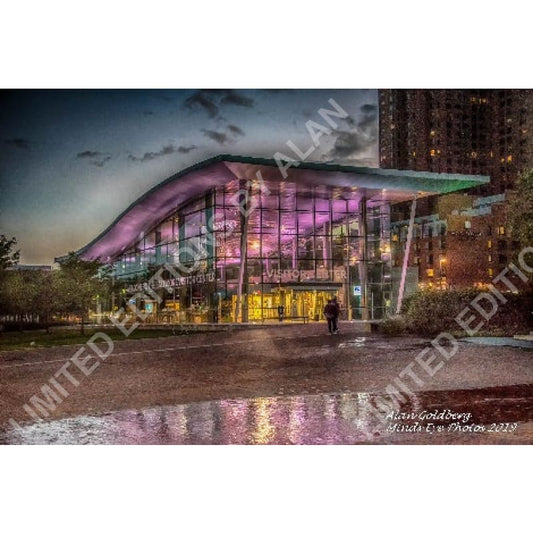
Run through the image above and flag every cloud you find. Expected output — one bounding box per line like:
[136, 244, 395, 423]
[76, 150, 113, 167]
[3, 138, 30, 150]
[324, 130, 373, 159]
[177, 144, 197, 154]
[92, 156, 112, 167]
[322, 103, 378, 162]
[128, 143, 197, 163]
[342, 115, 357, 128]
[143, 110, 155, 116]
[357, 103, 378, 129]
[360, 103, 377, 114]
[185, 91, 220, 118]
[227, 124, 245, 136]
[76, 150, 105, 159]
[185, 90, 255, 118]
[202, 129, 229, 145]
[202, 123, 245, 145]
[76, 151, 112, 167]
[220, 90, 254, 108]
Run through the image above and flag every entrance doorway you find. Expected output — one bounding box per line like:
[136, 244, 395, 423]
[231, 286, 341, 322]
[260, 287, 340, 321]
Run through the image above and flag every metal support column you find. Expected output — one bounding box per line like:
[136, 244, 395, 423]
[396, 195, 417, 314]
[358, 196, 369, 321]
[235, 182, 250, 322]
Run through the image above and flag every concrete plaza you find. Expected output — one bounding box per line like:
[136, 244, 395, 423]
[1, 323, 532, 443]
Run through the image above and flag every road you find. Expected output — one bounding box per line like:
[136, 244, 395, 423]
[1, 323, 532, 443]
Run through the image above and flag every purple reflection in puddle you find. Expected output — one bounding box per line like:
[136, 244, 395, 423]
[2, 385, 531, 444]
[0, 392, 381, 445]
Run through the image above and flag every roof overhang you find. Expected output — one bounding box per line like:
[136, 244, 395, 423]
[64, 154, 489, 263]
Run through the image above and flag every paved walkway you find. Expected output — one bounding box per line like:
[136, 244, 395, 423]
[1, 323, 532, 443]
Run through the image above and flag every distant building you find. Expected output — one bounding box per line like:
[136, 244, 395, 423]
[379, 89, 533, 288]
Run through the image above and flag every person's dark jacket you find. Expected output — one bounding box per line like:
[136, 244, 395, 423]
[324, 302, 339, 319]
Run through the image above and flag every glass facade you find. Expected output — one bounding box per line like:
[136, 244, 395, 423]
[114, 177, 393, 322]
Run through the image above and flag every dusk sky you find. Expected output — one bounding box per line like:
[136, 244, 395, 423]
[0, 89, 378, 264]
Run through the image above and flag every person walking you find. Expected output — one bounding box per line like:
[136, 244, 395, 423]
[323, 299, 339, 334]
[331, 296, 340, 333]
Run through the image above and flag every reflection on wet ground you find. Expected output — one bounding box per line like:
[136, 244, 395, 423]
[338, 337, 367, 349]
[1, 384, 531, 445]
[460, 337, 533, 349]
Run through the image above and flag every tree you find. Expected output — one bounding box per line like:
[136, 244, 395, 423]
[0, 235, 20, 270]
[0, 271, 34, 330]
[508, 169, 533, 250]
[32, 271, 59, 332]
[0, 270, 60, 331]
[55, 253, 104, 334]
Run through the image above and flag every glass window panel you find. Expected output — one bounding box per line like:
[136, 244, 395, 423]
[181, 197, 205, 215]
[279, 183, 296, 210]
[280, 210, 296, 233]
[314, 212, 330, 234]
[155, 244, 167, 264]
[221, 233, 241, 258]
[261, 233, 278, 258]
[314, 197, 330, 212]
[332, 238, 346, 267]
[159, 220, 174, 243]
[260, 191, 278, 210]
[297, 236, 314, 259]
[261, 258, 279, 283]
[247, 234, 261, 257]
[184, 211, 204, 238]
[224, 265, 240, 283]
[280, 236, 297, 263]
[178, 236, 204, 264]
[247, 259, 262, 280]
[167, 242, 179, 263]
[246, 206, 261, 232]
[297, 212, 314, 235]
[296, 194, 313, 211]
[214, 188, 225, 206]
[221, 207, 240, 236]
[260, 209, 278, 234]
[143, 232, 156, 250]
[347, 199, 359, 213]
[223, 180, 241, 198]
[332, 199, 348, 213]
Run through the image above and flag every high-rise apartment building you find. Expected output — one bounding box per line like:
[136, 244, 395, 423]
[379, 89, 532, 289]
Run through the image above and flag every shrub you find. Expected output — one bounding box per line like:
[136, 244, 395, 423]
[377, 316, 408, 335]
[401, 288, 533, 336]
[402, 289, 476, 335]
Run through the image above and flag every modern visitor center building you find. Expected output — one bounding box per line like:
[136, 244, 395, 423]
[72, 155, 488, 323]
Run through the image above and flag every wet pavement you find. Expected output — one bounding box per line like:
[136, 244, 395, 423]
[1, 324, 532, 443]
[1, 384, 531, 444]
[460, 337, 533, 349]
